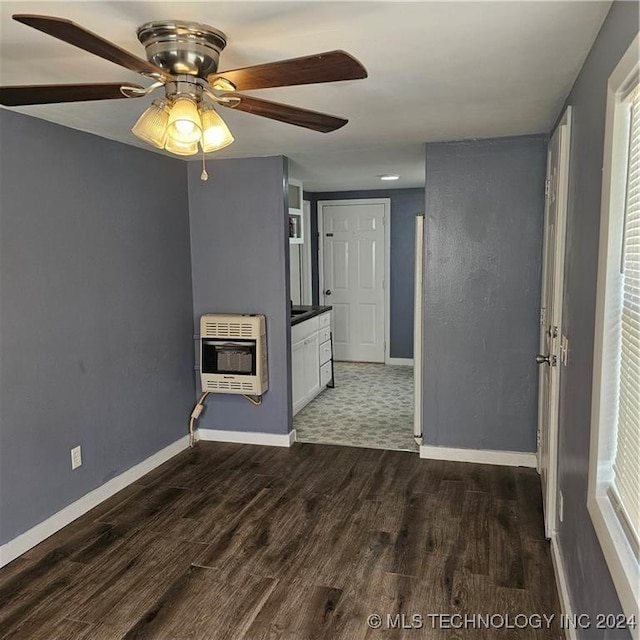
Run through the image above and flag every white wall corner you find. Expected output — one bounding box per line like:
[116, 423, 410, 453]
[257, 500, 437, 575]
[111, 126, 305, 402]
[419, 445, 537, 468]
[0, 435, 190, 568]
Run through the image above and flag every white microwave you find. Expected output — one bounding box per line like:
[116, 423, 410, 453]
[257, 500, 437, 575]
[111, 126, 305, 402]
[200, 314, 268, 395]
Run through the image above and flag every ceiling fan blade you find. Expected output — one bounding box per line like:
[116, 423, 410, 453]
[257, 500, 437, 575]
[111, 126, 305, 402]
[220, 94, 347, 133]
[208, 50, 367, 91]
[0, 82, 146, 106]
[12, 14, 170, 81]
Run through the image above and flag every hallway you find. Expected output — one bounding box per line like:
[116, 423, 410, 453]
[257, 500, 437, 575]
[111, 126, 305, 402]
[294, 362, 416, 451]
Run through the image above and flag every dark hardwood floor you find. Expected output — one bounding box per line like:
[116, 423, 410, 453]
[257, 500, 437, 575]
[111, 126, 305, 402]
[0, 442, 563, 639]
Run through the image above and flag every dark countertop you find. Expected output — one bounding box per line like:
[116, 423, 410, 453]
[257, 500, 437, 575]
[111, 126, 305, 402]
[291, 305, 332, 326]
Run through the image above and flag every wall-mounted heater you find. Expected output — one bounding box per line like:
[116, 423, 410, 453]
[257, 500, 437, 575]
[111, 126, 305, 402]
[200, 314, 268, 395]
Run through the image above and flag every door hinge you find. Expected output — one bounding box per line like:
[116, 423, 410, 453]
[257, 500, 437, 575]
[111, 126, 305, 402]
[560, 334, 569, 366]
[544, 179, 550, 199]
[540, 307, 547, 326]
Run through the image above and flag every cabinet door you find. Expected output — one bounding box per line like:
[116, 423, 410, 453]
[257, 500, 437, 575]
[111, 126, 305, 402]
[292, 338, 306, 414]
[304, 333, 321, 399]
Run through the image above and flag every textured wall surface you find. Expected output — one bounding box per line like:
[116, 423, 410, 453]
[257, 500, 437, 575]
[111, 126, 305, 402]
[306, 188, 424, 359]
[553, 3, 638, 636]
[187, 156, 291, 434]
[0, 110, 195, 545]
[423, 135, 547, 452]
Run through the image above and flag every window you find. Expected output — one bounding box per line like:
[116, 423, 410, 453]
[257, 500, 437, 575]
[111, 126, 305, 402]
[588, 35, 640, 622]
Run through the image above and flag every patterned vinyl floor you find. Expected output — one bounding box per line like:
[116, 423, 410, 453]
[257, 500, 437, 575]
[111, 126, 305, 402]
[294, 361, 418, 452]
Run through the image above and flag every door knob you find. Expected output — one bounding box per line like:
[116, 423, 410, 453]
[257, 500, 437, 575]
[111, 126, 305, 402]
[536, 354, 551, 365]
[324, 289, 332, 296]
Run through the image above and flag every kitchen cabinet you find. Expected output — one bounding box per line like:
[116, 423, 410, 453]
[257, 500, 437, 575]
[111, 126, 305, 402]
[292, 332, 320, 414]
[291, 310, 333, 415]
[288, 178, 303, 244]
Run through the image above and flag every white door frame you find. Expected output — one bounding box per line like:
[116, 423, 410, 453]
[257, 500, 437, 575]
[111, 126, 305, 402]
[537, 105, 572, 539]
[317, 198, 391, 363]
[413, 214, 425, 443]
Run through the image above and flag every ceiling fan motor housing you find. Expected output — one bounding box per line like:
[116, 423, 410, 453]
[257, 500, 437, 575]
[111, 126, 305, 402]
[137, 20, 227, 78]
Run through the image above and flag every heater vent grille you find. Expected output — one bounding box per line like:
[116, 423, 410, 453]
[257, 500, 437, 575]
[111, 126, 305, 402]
[206, 379, 256, 392]
[203, 321, 255, 338]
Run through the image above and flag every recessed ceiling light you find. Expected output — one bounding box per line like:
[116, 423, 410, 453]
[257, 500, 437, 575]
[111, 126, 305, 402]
[379, 174, 400, 181]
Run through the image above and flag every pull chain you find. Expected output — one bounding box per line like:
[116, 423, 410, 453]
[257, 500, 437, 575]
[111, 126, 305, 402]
[200, 145, 209, 182]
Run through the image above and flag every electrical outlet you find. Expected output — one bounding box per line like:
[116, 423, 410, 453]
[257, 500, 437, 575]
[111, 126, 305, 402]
[71, 445, 82, 470]
[558, 490, 564, 523]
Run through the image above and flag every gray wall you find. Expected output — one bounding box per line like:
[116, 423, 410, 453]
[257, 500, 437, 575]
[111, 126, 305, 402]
[0, 110, 195, 545]
[306, 188, 424, 359]
[188, 156, 291, 434]
[554, 3, 638, 636]
[423, 135, 547, 452]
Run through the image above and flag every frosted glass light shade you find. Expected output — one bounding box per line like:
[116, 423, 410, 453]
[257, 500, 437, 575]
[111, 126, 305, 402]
[131, 99, 169, 149]
[166, 97, 202, 144]
[199, 104, 234, 152]
[164, 136, 199, 156]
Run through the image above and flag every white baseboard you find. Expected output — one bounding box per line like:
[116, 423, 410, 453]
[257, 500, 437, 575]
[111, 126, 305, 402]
[550, 533, 576, 640]
[197, 428, 296, 448]
[419, 444, 537, 468]
[386, 357, 414, 366]
[0, 435, 190, 568]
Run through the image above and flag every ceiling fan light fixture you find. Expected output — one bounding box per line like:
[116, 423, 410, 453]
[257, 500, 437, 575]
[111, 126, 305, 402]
[166, 96, 202, 144]
[199, 103, 234, 153]
[164, 136, 200, 156]
[2, 15, 368, 161]
[131, 98, 169, 149]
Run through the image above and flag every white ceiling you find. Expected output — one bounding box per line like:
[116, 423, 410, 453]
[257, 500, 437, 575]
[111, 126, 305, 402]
[0, 1, 610, 191]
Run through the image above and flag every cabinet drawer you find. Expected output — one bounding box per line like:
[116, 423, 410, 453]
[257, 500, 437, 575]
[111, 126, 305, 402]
[320, 361, 332, 387]
[319, 340, 332, 365]
[318, 312, 331, 329]
[291, 316, 319, 343]
[319, 326, 331, 344]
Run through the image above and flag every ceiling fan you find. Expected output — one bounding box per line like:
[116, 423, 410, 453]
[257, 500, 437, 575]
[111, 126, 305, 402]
[0, 15, 368, 158]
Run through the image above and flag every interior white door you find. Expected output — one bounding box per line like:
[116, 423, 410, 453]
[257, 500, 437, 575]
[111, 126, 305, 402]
[537, 107, 571, 539]
[320, 200, 386, 362]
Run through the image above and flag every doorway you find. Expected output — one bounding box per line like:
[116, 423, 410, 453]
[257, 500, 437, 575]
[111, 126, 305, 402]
[294, 197, 422, 453]
[537, 106, 572, 539]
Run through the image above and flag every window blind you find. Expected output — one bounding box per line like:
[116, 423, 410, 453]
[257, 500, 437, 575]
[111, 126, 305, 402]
[612, 83, 640, 547]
